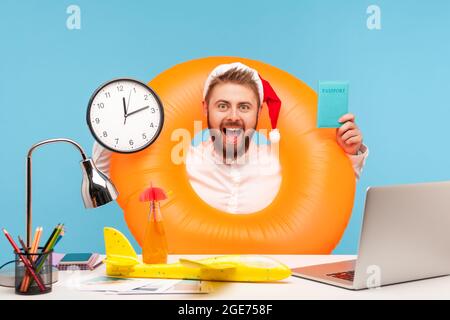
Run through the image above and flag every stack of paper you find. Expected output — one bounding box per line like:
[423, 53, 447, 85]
[75, 276, 210, 295]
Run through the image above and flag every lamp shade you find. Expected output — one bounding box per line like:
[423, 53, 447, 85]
[80, 158, 118, 208]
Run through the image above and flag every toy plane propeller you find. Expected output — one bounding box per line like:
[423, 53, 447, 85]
[103, 227, 291, 282]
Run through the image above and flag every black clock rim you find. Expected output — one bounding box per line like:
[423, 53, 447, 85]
[86, 77, 165, 154]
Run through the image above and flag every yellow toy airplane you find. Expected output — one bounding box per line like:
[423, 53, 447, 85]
[103, 227, 291, 282]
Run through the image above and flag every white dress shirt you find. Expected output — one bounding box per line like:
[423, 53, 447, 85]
[185, 137, 368, 214]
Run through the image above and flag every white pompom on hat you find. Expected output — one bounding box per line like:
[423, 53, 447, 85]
[203, 62, 282, 143]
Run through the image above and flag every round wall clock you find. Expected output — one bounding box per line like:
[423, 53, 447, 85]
[87, 78, 164, 153]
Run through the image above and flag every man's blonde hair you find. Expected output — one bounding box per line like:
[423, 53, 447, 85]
[204, 67, 261, 106]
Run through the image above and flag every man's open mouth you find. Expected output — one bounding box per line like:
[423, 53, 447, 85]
[222, 127, 244, 145]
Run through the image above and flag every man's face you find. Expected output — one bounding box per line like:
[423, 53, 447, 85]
[204, 82, 260, 158]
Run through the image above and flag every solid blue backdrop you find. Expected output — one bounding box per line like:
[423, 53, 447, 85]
[1, 0, 450, 261]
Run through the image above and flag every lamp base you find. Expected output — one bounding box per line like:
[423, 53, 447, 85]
[0, 264, 59, 288]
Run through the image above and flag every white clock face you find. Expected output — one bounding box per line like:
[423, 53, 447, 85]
[87, 79, 164, 153]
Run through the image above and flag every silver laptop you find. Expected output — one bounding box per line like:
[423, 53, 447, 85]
[292, 181, 450, 290]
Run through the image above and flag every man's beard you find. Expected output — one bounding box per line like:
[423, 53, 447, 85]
[207, 114, 258, 162]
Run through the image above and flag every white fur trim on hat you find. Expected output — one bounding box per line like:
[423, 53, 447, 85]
[269, 128, 280, 143]
[203, 62, 264, 104]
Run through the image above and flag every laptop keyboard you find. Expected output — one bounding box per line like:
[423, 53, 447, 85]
[326, 270, 355, 282]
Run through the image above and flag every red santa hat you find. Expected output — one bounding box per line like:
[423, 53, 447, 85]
[203, 62, 281, 143]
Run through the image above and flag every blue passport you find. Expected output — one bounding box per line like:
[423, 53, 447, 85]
[317, 81, 349, 128]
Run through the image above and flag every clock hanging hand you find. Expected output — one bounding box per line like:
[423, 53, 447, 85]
[122, 97, 128, 125]
[123, 89, 133, 125]
[126, 106, 150, 118]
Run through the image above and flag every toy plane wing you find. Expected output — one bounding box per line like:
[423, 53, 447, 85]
[179, 258, 236, 270]
[103, 254, 140, 267]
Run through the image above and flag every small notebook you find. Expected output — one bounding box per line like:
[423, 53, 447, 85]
[317, 81, 349, 128]
[59, 253, 93, 264]
[57, 253, 100, 271]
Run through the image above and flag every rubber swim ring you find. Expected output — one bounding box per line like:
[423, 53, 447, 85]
[110, 57, 355, 254]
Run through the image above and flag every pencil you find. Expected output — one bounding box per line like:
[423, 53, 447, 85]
[42, 224, 60, 252]
[55, 227, 64, 246]
[18, 236, 31, 292]
[31, 227, 43, 260]
[2, 228, 46, 292]
[46, 224, 63, 252]
[18, 236, 29, 255]
[21, 227, 42, 292]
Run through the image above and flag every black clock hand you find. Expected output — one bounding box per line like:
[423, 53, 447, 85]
[122, 97, 127, 116]
[126, 106, 150, 118]
[123, 97, 128, 125]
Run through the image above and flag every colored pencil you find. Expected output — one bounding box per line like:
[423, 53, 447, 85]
[46, 224, 63, 252]
[18, 236, 29, 255]
[55, 227, 65, 246]
[18, 236, 31, 293]
[17, 235, 32, 292]
[2, 228, 46, 292]
[42, 224, 60, 251]
[31, 227, 43, 260]
[21, 227, 42, 292]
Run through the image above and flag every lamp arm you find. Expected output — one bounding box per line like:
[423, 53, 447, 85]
[26, 138, 89, 247]
[27, 138, 88, 160]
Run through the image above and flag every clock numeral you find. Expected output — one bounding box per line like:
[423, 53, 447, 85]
[144, 94, 148, 100]
[115, 138, 119, 144]
[97, 102, 105, 109]
[151, 107, 156, 113]
[117, 85, 123, 92]
[150, 122, 154, 128]
[103, 131, 108, 137]
[129, 139, 134, 146]
[142, 133, 147, 140]
[133, 87, 136, 93]
[94, 118, 100, 124]
[105, 92, 111, 98]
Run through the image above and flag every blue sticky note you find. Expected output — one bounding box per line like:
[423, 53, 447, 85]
[317, 81, 349, 128]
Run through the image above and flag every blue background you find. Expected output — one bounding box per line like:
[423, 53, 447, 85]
[1, 0, 450, 261]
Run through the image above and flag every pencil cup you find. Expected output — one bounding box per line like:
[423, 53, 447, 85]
[15, 247, 53, 295]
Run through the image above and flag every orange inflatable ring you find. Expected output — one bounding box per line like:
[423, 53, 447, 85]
[110, 57, 356, 254]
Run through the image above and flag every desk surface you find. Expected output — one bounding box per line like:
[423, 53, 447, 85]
[1, 255, 449, 300]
